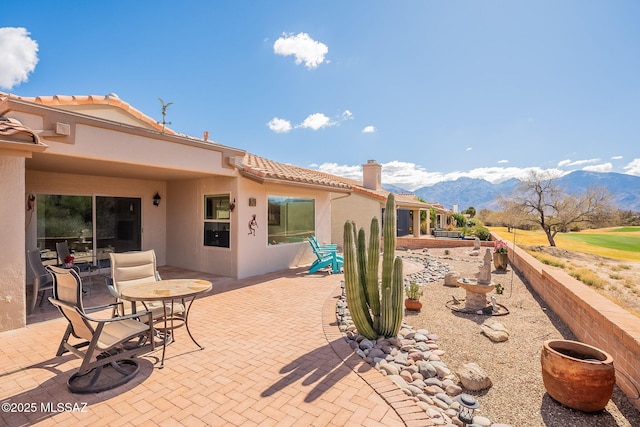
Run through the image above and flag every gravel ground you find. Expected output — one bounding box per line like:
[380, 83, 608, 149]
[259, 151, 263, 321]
[402, 247, 640, 427]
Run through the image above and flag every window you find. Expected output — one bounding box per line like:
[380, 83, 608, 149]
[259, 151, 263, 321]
[36, 195, 141, 268]
[204, 194, 230, 247]
[267, 196, 315, 245]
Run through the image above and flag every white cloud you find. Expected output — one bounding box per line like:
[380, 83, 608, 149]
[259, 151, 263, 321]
[557, 158, 600, 167]
[362, 125, 376, 134]
[498, 160, 509, 164]
[623, 158, 640, 176]
[315, 160, 569, 191]
[267, 117, 292, 133]
[342, 110, 353, 120]
[611, 155, 623, 160]
[465, 147, 472, 151]
[297, 113, 335, 130]
[583, 163, 612, 173]
[273, 32, 328, 69]
[315, 162, 363, 181]
[0, 27, 39, 90]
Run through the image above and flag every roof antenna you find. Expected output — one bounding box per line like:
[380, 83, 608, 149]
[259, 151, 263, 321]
[158, 98, 173, 132]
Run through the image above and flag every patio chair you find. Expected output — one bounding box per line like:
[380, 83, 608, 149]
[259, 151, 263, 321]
[307, 238, 343, 274]
[26, 249, 54, 314]
[107, 250, 185, 319]
[56, 240, 94, 276]
[308, 235, 339, 253]
[47, 265, 154, 393]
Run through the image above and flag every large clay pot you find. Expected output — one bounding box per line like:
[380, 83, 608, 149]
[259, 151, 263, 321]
[404, 299, 422, 311]
[541, 339, 615, 412]
[493, 252, 508, 271]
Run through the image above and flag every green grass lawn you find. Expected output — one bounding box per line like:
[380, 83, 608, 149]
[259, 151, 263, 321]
[489, 226, 640, 262]
[609, 226, 640, 233]
[562, 233, 640, 253]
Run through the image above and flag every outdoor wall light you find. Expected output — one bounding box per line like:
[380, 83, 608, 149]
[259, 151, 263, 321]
[153, 192, 162, 207]
[456, 394, 479, 426]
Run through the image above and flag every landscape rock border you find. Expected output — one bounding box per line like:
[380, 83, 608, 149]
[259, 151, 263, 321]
[332, 253, 510, 426]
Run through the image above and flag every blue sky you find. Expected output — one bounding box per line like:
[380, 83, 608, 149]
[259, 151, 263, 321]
[2, 1, 639, 190]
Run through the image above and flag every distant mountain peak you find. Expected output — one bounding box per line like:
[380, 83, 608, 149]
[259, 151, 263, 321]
[409, 171, 640, 212]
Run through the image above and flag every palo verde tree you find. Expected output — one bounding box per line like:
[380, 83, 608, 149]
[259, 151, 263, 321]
[499, 170, 615, 246]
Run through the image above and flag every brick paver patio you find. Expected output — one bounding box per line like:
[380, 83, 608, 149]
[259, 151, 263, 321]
[1, 267, 430, 426]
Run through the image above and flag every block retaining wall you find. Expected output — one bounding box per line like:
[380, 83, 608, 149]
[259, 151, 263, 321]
[396, 234, 640, 409]
[396, 237, 494, 250]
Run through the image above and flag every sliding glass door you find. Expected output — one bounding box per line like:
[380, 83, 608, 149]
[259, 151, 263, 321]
[37, 195, 141, 267]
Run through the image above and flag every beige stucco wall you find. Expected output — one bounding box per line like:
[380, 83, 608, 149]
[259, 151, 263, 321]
[331, 193, 382, 248]
[25, 170, 167, 264]
[166, 176, 237, 277]
[9, 111, 233, 178]
[260, 184, 332, 278]
[167, 177, 333, 279]
[0, 156, 27, 331]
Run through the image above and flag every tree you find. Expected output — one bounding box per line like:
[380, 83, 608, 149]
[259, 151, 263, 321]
[462, 206, 476, 218]
[499, 170, 615, 246]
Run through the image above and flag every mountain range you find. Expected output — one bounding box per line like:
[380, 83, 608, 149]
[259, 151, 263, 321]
[384, 171, 640, 212]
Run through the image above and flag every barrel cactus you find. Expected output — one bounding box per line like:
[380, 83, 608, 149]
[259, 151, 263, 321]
[343, 194, 403, 339]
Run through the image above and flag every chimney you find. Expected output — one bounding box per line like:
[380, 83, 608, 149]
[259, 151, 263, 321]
[362, 160, 382, 190]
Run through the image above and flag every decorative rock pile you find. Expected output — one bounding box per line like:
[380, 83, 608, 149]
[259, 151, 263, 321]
[335, 252, 512, 427]
[402, 255, 451, 286]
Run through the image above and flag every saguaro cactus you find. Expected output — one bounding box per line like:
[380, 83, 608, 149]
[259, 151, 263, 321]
[343, 194, 403, 339]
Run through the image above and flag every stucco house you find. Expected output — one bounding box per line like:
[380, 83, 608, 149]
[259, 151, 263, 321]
[330, 160, 451, 245]
[0, 93, 446, 332]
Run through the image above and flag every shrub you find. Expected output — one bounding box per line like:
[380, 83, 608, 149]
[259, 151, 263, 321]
[527, 252, 566, 269]
[451, 213, 467, 227]
[470, 226, 491, 241]
[569, 268, 607, 289]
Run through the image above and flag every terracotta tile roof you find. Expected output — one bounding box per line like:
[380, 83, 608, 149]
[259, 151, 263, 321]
[0, 116, 40, 144]
[3, 93, 176, 135]
[241, 153, 351, 191]
[240, 154, 440, 212]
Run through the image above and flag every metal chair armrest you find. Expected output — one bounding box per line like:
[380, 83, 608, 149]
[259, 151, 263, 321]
[81, 307, 153, 324]
[84, 302, 123, 314]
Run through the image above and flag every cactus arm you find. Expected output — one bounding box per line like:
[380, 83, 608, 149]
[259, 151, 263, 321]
[380, 285, 393, 337]
[366, 217, 381, 331]
[390, 257, 404, 337]
[381, 194, 396, 291]
[357, 228, 368, 303]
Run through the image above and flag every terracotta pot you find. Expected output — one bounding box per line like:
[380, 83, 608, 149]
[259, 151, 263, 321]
[404, 299, 422, 311]
[541, 339, 615, 412]
[493, 252, 508, 270]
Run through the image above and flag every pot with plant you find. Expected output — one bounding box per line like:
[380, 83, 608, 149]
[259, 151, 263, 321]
[493, 240, 509, 271]
[405, 282, 423, 311]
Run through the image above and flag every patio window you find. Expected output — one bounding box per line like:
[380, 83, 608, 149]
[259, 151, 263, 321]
[204, 194, 230, 248]
[267, 196, 315, 245]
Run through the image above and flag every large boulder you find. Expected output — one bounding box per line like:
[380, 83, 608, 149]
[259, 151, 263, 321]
[458, 362, 492, 391]
[480, 319, 510, 343]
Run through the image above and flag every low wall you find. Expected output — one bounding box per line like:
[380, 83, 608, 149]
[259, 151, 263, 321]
[396, 236, 494, 250]
[397, 234, 640, 409]
[508, 243, 640, 410]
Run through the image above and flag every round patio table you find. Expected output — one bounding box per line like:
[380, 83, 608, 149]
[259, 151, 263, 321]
[120, 279, 212, 368]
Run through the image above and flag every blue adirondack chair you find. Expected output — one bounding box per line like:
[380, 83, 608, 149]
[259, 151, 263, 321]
[310, 235, 338, 252]
[307, 237, 343, 274]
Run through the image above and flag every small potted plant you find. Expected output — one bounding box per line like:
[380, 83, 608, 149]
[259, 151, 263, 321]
[493, 240, 509, 271]
[405, 282, 423, 311]
[63, 255, 75, 268]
